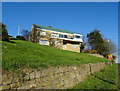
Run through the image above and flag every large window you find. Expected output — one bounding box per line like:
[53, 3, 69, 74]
[74, 35, 81, 39]
[40, 31, 46, 36]
[51, 33, 59, 38]
[59, 34, 67, 38]
[39, 40, 49, 45]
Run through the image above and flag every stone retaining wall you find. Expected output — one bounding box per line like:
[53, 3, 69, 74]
[1, 62, 107, 90]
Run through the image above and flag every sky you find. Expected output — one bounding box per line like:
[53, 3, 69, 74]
[2, 2, 118, 62]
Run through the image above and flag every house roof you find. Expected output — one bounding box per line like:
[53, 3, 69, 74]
[33, 24, 74, 34]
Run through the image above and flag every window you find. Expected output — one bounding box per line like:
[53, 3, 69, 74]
[59, 34, 64, 38]
[59, 34, 67, 38]
[74, 35, 81, 39]
[51, 33, 59, 38]
[39, 40, 49, 45]
[67, 35, 73, 39]
[40, 31, 46, 36]
[64, 35, 67, 38]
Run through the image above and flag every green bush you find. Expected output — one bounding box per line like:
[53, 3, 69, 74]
[2, 23, 9, 41]
[84, 49, 98, 54]
[9, 37, 17, 40]
[16, 36, 25, 40]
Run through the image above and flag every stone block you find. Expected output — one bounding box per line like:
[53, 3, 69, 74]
[28, 80, 37, 86]
[73, 67, 77, 71]
[17, 83, 36, 89]
[41, 70, 46, 77]
[23, 73, 30, 81]
[41, 84, 51, 89]
[35, 82, 44, 88]
[12, 74, 19, 83]
[40, 81, 50, 87]
[16, 82, 22, 87]
[33, 86, 43, 89]
[2, 80, 11, 85]
[10, 83, 18, 89]
[56, 83, 64, 88]
[35, 70, 41, 78]
[29, 72, 35, 80]
[53, 67, 61, 74]
[2, 75, 7, 84]
[1, 84, 11, 90]
[2, 74, 12, 85]
[58, 67, 64, 73]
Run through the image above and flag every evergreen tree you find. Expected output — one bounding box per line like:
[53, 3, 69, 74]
[1, 23, 9, 41]
[87, 29, 105, 54]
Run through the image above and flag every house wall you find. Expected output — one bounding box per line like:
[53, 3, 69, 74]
[63, 43, 80, 52]
[29, 25, 38, 43]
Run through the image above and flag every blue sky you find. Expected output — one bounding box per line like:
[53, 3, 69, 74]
[2, 2, 118, 42]
[2, 2, 118, 56]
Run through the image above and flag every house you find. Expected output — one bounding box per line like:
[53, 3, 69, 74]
[29, 24, 83, 52]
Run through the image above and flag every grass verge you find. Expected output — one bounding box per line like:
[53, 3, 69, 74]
[71, 64, 119, 90]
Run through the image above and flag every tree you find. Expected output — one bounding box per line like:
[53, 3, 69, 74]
[38, 31, 60, 48]
[80, 36, 86, 52]
[44, 31, 58, 48]
[102, 38, 117, 57]
[87, 29, 105, 55]
[1, 23, 9, 41]
[80, 43, 86, 52]
[21, 30, 30, 41]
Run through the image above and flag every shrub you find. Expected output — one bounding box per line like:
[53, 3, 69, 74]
[84, 49, 98, 54]
[9, 37, 17, 40]
[91, 50, 98, 54]
[84, 49, 91, 53]
[2, 23, 9, 41]
[8, 35, 17, 40]
[80, 42, 86, 52]
[103, 54, 109, 59]
[16, 36, 25, 40]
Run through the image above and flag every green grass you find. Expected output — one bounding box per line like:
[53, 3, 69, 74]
[71, 64, 119, 90]
[2, 40, 108, 71]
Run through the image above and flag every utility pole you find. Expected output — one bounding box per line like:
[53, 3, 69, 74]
[18, 24, 20, 36]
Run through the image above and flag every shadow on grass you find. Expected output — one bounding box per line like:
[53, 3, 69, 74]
[92, 74, 120, 89]
[8, 40, 16, 43]
[2, 40, 16, 43]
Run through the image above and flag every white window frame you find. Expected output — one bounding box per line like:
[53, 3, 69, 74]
[39, 40, 49, 45]
[51, 33, 59, 38]
[40, 31, 46, 36]
[74, 35, 81, 39]
[59, 34, 67, 38]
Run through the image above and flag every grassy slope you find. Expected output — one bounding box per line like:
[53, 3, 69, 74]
[2, 40, 108, 70]
[71, 64, 119, 89]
